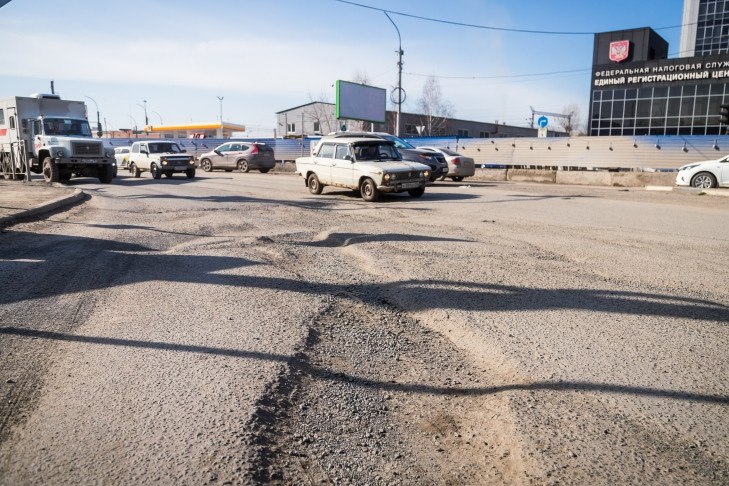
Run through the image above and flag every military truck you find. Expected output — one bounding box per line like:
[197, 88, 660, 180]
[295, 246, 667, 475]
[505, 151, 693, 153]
[0, 93, 115, 183]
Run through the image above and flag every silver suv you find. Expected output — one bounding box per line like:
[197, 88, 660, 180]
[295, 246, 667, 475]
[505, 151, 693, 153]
[314, 132, 448, 182]
[295, 137, 431, 202]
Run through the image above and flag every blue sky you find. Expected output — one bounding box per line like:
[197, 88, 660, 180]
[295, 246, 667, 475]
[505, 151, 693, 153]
[0, 0, 685, 136]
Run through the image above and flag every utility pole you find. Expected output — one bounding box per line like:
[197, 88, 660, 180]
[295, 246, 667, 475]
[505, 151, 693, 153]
[385, 12, 404, 138]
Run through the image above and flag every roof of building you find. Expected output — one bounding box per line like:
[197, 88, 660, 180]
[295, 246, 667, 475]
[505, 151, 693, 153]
[143, 122, 246, 133]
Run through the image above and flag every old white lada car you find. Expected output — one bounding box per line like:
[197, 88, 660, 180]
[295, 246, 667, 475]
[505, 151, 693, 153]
[295, 137, 430, 202]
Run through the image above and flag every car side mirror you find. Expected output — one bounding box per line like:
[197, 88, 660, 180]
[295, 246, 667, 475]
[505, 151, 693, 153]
[344, 155, 353, 161]
[181, 149, 186, 153]
[141, 149, 148, 155]
[214, 150, 221, 155]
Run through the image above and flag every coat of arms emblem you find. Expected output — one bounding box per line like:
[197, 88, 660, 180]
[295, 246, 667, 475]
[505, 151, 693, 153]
[609, 40, 630, 63]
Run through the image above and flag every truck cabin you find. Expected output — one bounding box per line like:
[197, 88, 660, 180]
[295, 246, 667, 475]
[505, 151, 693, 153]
[35, 118, 92, 137]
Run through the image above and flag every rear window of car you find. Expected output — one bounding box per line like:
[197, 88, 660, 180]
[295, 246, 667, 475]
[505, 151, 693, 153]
[255, 144, 273, 152]
[318, 143, 336, 158]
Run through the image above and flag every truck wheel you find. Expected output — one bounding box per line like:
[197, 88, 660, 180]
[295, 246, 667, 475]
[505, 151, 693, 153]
[42, 157, 60, 183]
[200, 158, 213, 172]
[360, 178, 379, 202]
[238, 159, 249, 173]
[60, 169, 73, 181]
[130, 162, 141, 178]
[186, 168, 196, 179]
[98, 165, 113, 184]
[151, 163, 162, 179]
[307, 173, 323, 194]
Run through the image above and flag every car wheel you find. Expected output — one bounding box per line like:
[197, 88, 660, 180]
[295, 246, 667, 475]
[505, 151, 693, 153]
[186, 168, 196, 179]
[360, 178, 379, 202]
[164, 172, 173, 178]
[259, 168, 270, 174]
[307, 173, 323, 194]
[151, 163, 162, 180]
[452, 176, 464, 182]
[130, 163, 141, 178]
[42, 157, 60, 183]
[200, 158, 213, 172]
[238, 159, 249, 173]
[408, 187, 425, 198]
[691, 172, 717, 189]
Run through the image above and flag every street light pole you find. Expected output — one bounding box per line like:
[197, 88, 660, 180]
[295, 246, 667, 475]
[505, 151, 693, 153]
[84, 95, 103, 137]
[217, 96, 224, 137]
[152, 110, 163, 125]
[384, 12, 403, 138]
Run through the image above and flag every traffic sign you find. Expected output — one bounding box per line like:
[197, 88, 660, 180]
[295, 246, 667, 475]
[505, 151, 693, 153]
[537, 116, 548, 128]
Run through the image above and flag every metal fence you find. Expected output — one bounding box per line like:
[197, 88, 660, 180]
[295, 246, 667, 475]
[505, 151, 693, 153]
[101, 134, 729, 171]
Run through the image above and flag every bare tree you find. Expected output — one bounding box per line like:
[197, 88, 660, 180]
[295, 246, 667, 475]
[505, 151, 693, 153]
[557, 103, 585, 136]
[305, 91, 336, 135]
[417, 76, 454, 136]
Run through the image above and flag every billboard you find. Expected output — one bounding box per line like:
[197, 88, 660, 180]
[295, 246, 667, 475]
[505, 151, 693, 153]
[335, 80, 386, 123]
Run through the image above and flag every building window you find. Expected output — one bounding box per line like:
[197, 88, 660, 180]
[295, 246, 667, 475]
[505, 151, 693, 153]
[457, 129, 469, 137]
[287, 123, 296, 133]
[590, 82, 728, 137]
[479, 131, 490, 138]
[405, 124, 417, 135]
[313, 121, 320, 133]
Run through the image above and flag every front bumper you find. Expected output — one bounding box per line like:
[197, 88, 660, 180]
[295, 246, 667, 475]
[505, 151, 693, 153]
[378, 181, 425, 193]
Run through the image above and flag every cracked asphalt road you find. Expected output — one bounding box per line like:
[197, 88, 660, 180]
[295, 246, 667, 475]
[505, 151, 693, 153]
[1, 172, 727, 484]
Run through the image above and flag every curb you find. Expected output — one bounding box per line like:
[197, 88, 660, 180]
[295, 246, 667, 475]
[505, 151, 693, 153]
[646, 186, 729, 197]
[0, 188, 85, 226]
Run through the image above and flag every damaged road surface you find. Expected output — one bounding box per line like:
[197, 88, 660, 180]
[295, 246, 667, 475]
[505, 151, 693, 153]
[1, 172, 728, 484]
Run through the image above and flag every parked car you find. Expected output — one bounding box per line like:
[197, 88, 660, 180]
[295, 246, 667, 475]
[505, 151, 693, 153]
[313, 132, 448, 182]
[114, 146, 131, 169]
[676, 155, 729, 188]
[198, 142, 275, 173]
[419, 146, 475, 181]
[127, 141, 196, 179]
[295, 137, 430, 202]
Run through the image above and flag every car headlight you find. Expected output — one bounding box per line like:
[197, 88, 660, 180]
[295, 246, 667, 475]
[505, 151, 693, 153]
[105, 150, 113, 158]
[55, 150, 65, 157]
[189, 158, 195, 165]
[423, 170, 430, 178]
[679, 164, 700, 171]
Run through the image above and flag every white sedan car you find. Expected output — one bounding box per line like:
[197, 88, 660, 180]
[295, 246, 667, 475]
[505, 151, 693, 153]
[114, 146, 131, 169]
[675, 155, 729, 188]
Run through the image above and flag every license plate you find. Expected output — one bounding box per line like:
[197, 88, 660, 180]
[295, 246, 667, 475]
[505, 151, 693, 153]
[86, 159, 97, 164]
[402, 182, 419, 189]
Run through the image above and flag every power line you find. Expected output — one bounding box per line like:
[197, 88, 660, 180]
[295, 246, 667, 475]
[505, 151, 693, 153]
[404, 68, 591, 80]
[335, 0, 689, 36]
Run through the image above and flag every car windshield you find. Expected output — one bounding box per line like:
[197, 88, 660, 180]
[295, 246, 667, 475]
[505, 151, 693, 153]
[43, 118, 92, 137]
[148, 143, 182, 153]
[354, 142, 400, 161]
[381, 134, 415, 149]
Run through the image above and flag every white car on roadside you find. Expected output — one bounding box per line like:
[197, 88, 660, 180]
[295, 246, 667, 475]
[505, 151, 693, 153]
[675, 155, 729, 188]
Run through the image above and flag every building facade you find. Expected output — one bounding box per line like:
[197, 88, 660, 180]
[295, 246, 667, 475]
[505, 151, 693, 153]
[276, 102, 562, 139]
[590, 1, 729, 137]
